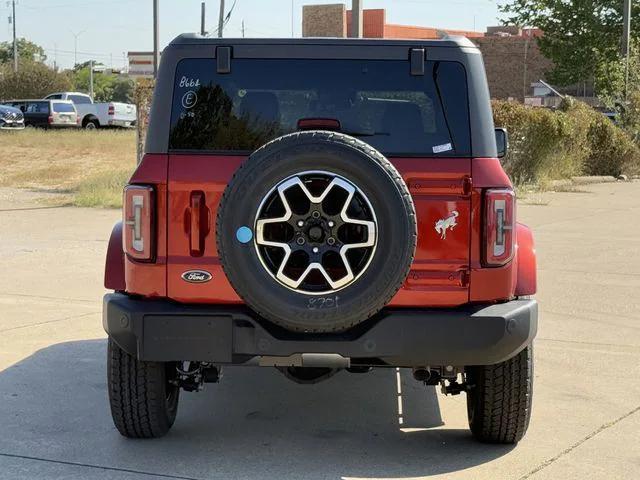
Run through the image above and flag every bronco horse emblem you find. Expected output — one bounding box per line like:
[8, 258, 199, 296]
[435, 211, 459, 239]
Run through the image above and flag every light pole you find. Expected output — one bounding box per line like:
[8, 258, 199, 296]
[70, 29, 85, 67]
[12, 0, 17, 72]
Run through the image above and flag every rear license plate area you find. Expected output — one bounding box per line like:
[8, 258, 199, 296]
[142, 315, 233, 362]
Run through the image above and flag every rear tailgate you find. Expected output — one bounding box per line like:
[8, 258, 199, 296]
[163, 48, 475, 307]
[166, 154, 471, 307]
[97, 102, 136, 124]
[111, 102, 136, 121]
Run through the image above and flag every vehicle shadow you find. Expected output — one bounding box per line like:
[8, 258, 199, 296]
[0, 339, 514, 479]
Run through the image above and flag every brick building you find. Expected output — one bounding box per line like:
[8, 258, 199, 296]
[302, 4, 552, 101]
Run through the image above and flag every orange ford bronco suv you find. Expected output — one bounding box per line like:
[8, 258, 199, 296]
[103, 35, 537, 443]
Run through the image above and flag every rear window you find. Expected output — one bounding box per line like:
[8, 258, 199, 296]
[169, 58, 470, 157]
[25, 102, 49, 114]
[53, 102, 75, 113]
[69, 95, 91, 104]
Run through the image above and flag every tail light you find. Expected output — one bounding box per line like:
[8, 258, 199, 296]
[108, 105, 115, 116]
[297, 118, 341, 130]
[123, 185, 155, 261]
[483, 189, 515, 266]
[48, 115, 53, 124]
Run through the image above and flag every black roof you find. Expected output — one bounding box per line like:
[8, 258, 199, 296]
[169, 33, 478, 50]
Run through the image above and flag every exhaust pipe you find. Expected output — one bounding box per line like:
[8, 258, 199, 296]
[412, 367, 431, 382]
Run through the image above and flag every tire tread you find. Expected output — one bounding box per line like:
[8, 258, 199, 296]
[107, 338, 178, 438]
[216, 131, 417, 333]
[466, 345, 533, 444]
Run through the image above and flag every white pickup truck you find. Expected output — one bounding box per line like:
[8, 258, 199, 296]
[44, 92, 136, 129]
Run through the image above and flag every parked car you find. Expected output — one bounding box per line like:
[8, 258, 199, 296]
[103, 36, 538, 444]
[44, 92, 136, 129]
[0, 104, 25, 130]
[2, 99, 79, 129]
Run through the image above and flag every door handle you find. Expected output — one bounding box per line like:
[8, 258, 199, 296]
[189, 191, 208, 257]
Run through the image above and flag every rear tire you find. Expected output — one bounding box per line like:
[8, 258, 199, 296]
[84, 119, 99, 129]
[465, 344, 533, 444]
[107, 338, 180, 438]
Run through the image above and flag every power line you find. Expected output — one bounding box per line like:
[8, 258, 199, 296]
[43, 48, 115, 59]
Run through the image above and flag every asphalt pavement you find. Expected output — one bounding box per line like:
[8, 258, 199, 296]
[0, 182, 638, 480]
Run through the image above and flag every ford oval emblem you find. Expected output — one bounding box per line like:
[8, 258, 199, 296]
[181, 270, 213, 283]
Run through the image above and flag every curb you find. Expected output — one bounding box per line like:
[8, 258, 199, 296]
[548, 175, 635, 189]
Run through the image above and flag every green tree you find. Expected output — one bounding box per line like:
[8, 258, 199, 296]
[500, 0, 640, 97]
[72, 60, 95, 71]
[0, 38, 46, 64]
[0, 61, 71, 100]
[71, 65, 134, 102]
[110, 77, 135, 103]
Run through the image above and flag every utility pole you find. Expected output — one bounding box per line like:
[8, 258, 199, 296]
[350, 0, 363, 38]
[242, 19, 245, 38]
[523, 31, 531, 102]
[218, 0, 225, 38]
[153, 0, 159, 78]
[622, 0, 632, 100]
[12, 0, 17, 72]
[291, 0, 294, 37]
[201, 2, 206, 36]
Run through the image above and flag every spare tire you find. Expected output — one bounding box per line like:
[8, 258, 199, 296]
[217, 131, 416, 333]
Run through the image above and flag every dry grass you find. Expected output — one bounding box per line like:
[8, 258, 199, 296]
[0, 128, 136, 207]
[73, 169, 133, 208]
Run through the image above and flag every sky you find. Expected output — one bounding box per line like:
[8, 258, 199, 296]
[0, 0, 503, 70]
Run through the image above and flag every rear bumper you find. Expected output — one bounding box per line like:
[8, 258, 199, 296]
[108, 119, 135, 128]
[103, 293, 537, 367]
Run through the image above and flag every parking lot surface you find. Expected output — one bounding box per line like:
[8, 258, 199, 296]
[0, 182, 639, 480]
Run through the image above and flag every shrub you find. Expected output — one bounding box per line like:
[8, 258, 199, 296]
[561, 98, 640, 177]
[492, 100, 585, 185]
[622, 91, 640, 144]
[493, 98, 640, 185]
[0, 60, 72, 100]
[134, 78, 155, 163]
